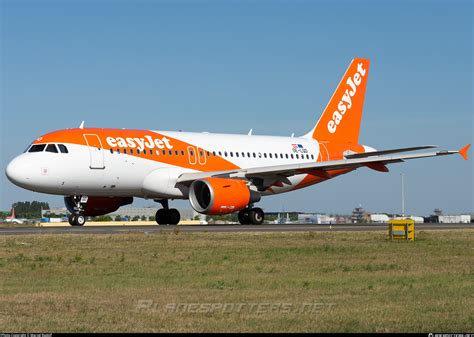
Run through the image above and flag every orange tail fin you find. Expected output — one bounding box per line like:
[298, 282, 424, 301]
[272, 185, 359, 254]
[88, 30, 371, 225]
[303, 58, 370, 144]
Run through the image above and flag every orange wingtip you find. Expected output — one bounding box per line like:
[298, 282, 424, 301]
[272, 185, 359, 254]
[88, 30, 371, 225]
[459, 143, 471, 160]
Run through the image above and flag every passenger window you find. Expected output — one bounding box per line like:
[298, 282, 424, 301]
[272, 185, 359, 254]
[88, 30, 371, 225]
[269, 153, 272, 158]
[247, 152, 250, 157]
[190, 151, 194, 156]
[311, 154, 314, 160]
[130, 149, 134, 154]
[175, 150, 179, 155]
[162, 150, 166, 155]
[29, 144, 46, 152]
[224, 152, 228, 157]
[296, 154, 299, 159]
[45, 144, 58, 153]
[143, 150, 147, 155]
[213, 151, 216, 156]
[123, 149, 127, 154]
[264, 153, 267, 158]
[236, 152, 239, 157]
[253, 153, 256, 158]
[58, 144, 69, 153]
[137, 149, 141, 155]
[169, 150, 172, 156]
[110, 149, 113, 154]
[290, 154, 294, 159]
[116, 149, 120, 154]
[182, 150, 185, 156]
[285, 154, 289, 159]
[218, 151, 222, 156]
[280, 154, 283, 158]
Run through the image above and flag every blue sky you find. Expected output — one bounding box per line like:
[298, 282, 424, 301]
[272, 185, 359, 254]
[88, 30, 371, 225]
[1, 0, 472, 215]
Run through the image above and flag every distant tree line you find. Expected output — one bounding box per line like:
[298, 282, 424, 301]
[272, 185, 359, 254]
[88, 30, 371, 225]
[11, 201, 50, 219]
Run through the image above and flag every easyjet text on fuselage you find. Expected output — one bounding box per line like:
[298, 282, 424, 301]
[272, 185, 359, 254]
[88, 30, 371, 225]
[106, 135, 173, 151]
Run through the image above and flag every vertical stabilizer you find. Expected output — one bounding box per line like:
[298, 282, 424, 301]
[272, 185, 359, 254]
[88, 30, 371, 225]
[303, 58, 370, 144]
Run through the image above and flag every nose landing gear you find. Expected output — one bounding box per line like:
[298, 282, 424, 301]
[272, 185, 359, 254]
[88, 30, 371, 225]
[65, 195, 88, 226]
[68, 214, 86, 226]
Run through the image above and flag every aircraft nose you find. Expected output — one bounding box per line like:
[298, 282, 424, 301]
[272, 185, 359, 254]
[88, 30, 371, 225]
[5, 156, 33, 187]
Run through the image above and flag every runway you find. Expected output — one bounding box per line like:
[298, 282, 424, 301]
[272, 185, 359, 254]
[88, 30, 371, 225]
[0, 223, 472, 236]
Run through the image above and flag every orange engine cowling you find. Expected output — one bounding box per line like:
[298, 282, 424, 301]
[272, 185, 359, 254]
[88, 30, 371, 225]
[189, 178, 260, 215]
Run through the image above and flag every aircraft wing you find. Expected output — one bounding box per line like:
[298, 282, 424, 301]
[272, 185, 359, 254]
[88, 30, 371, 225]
[342, 145, 438, 159]
[176, 144, 470, 186]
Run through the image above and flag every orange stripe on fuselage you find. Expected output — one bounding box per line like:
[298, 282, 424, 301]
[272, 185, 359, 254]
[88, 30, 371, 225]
[33, 128, 240, 172]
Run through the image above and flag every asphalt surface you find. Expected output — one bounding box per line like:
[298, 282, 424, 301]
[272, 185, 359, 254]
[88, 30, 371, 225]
[0, 223, 472, 236]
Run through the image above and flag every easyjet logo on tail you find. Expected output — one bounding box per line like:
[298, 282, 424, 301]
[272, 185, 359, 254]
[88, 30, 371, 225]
[327, 63, 366, 134]
[106, 135, 173, 150]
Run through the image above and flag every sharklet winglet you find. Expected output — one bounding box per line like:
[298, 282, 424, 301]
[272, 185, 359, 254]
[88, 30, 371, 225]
[459, 143, 471, 160]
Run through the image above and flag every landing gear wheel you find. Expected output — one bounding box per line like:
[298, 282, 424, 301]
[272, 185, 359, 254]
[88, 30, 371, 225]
[155, 209, 169, 225]
[238, 209, 251, 225]
[168, 208, 180, 225]
[249, 207, 264, 225]
[68, 214, 86, 226]
[75, 215, 86, 226]
[68, 214, 76, 226]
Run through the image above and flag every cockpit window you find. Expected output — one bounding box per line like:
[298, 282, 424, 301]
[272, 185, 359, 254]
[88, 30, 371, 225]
[45, 144, 58, 153]
[28, 144, 46, 152]
[58, 144, 69, 153]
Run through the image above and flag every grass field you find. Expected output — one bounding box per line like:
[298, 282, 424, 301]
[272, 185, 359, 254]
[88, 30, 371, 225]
[0, 230, 473, 332]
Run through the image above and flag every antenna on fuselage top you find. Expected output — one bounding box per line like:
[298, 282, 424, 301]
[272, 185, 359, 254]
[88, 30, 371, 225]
[248, 129, 253, 136]
[291, 133, 294, 137]
[79, 121, 85, 129]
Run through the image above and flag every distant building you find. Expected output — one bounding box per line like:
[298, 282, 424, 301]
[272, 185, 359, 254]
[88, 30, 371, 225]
[352, 207, 370, 223]
[298, 213, 336, 224]
[370, 214, 390, 223]
[110, 207, 196, 220]
[42, 207, 68, 216]
[438, 215, 471, 224]
[408, 216, 424, 223]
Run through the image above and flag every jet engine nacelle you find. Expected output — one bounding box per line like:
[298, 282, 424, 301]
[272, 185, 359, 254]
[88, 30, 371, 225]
[64, 196, 133, 216]
[189, 178, 260, 215]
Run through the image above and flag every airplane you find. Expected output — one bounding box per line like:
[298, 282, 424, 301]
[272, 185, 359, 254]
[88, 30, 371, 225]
[5, 58, 471, 226]
[4, 208, 25, 224]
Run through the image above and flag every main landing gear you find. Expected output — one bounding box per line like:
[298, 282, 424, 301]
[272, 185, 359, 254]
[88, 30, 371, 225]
[154, 199, 180, 225]
[238, 207, 264, 225]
